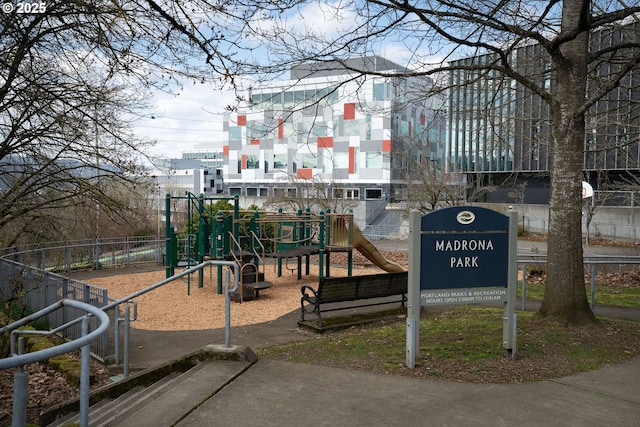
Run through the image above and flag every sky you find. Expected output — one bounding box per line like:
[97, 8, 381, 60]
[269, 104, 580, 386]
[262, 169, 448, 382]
[134, 83, 231, 159]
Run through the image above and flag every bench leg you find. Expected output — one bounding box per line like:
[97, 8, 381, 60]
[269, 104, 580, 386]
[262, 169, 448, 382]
[300, 300, 323, 327]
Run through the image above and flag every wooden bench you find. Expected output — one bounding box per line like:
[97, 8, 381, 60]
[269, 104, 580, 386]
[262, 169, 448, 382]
[300, 271, 408, 326]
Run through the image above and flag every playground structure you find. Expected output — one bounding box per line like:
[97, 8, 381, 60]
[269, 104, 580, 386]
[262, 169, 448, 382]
[163, 193, 404, 302]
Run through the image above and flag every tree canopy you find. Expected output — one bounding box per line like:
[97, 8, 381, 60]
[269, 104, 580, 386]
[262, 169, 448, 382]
[0, 1, 249, 245]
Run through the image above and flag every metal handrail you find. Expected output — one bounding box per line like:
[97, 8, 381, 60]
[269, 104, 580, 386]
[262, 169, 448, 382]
[0, 300, 109, 368]
[0, 299, 110, 427]
[516, 253, 640, 312]
[102, 260, 239, 354]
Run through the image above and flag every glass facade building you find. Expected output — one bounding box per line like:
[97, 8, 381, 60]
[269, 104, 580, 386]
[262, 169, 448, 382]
[447, 21, 640, 204]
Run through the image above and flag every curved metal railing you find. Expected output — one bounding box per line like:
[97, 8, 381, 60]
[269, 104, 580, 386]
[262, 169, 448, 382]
[0, 299, 110, 427]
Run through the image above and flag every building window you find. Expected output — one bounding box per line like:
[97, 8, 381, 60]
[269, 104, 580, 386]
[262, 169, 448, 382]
[302, 153, 317, 169]
[274, 154, 287, 170]
[229, 126, 242, 140]
[365, 188, 382, 199]
[246, 155, 260, 169]
[373, 82, 391, 101]
[333, 152, 349, 169]
[366, 152, 383, 168]
[275, 187, 298, 198]
[229, 187, 242, 196]
[246, 187, 268, 197]
[344, 119, 360, 136]
[333, 188, 359, 199]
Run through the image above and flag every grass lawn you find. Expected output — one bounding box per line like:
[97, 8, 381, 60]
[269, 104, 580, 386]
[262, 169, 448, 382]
[257, 305, 640, 383]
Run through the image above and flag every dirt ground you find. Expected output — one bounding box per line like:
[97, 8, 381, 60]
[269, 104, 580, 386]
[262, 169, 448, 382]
[86, 251, 408, 331]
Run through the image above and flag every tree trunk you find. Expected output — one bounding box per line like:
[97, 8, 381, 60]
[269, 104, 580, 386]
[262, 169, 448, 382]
[538, 0, 596, 324]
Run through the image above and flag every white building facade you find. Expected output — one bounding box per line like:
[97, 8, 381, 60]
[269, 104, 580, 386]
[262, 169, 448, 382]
[222, 57, 446, 218]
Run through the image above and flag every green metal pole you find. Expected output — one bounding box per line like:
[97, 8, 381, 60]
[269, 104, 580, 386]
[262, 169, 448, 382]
[198, 193, 205, 289]
[170, 226, 177, 277]
[165, 193, 172, 278]
[318, 210, 325, 280]
[296, 208, 302, 280]
[233, 194, 239, 242]
[325, 208, 331, 277]
[277, 207, 282, 277]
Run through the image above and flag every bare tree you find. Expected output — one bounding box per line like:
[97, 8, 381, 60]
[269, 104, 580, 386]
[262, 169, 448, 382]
[0, 1, 259, 246]
[233, 0, 640, 325]
[265, 173, 359, 214]
[403, 155, 463, 212]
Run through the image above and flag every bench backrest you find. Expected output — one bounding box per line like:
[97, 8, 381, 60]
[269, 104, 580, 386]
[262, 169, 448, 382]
[317, 271, 408, 303]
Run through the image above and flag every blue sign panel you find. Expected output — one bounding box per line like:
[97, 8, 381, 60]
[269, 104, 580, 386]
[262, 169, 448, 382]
[420, 206, 509, 290]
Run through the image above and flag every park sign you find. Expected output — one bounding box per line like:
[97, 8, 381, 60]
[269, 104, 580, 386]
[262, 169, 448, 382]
[420, 206, 508, 301]
[405, 206, 518, 369]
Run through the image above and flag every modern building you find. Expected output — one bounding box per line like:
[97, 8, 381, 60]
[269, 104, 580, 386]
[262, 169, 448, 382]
[221, 56, 446, 223]
[151, 154, 224, 196]
[447, 19, 640, 205]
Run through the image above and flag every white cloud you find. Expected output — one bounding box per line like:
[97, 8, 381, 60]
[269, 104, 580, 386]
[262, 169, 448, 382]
[135, 82, 232, 159]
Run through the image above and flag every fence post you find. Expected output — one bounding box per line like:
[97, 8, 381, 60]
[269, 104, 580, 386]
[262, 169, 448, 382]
[94, 238, 100, 270]
[65, 242, 72, 273]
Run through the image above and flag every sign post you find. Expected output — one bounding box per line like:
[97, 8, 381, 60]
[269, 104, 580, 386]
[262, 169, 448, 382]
[406, 206, 518, 368]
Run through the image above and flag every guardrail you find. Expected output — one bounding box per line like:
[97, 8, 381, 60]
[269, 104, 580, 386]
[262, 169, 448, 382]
[1, 236, 162, 272]
[518, 253, 640, 313]
[0, 257, 132, 364]
[0, 299, 110, 427]
[0, 237, 161, 364]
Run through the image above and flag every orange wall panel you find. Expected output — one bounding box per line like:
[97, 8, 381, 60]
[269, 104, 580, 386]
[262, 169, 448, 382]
[344, 103, 355, 120]
[318, 136, 334, 148]
[297, 168, 313, 179]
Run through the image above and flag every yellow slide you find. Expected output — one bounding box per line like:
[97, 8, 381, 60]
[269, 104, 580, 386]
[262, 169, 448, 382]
[331, 217, 405, 273]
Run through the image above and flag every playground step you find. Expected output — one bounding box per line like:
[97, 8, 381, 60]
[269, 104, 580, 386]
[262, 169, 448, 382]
[230, 280, 273, 302]
[46, 359, 250, 427]
[245, 280, 273, 298]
